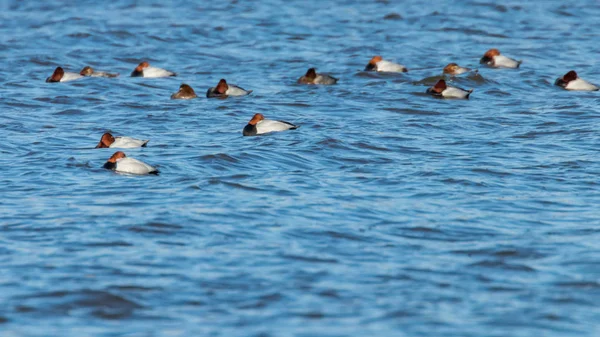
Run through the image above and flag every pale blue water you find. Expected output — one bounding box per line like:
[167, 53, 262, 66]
[1, 1, 600, 336]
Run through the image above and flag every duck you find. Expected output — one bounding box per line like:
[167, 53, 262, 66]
[206, 79, 252, 98]
[426, 79, 472, 99]
[443, 63, 471, 75]
[95, 132, 149, 148]
[171, 84, 198, 99]
[297, 68, 338, 85]
[364, 56, 408, 73]
[555, 71, 599, 91]
[243, 113, 298, 136]
[45, 67, 83, 83]
[103, 151, 158, 175]
[479, 49, 521, 68]
[80, 66, 119, 78]
[130, 61, 176, 78]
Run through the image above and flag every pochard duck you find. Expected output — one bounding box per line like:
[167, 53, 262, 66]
[443, 63, 471, 75]
[130, 61, 176, 78]
[364, 56, 408, 73]
[243, 113, 298, 136]
[171, 84, 198, 99]
[479, 49, 521, 69]
[555, 71, 598, 91]
[426, 79, 472, 99]
[95, 132, 149, 148]
[103, 151, 158, 175]
[206, 79, 252, 98]
[46, 67, 83, 83]
[80, 66, 119, 78]
[297, 68, 338, 85]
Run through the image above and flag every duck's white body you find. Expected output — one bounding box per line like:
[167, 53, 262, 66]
[226, 85, 252, 96]
[89, 71, 117, 78]
[374, 59, 407, 72]
[492, 54, 521, 69]
[141, 66, 176, 78]
[114, 157, 157, 175]
[450, 67, 470, 75]
[110, 137, 149, 148]
[256, 120, 296, 134]
[60, 72, 84, 82]
[313, 74, 337, 85]
[565, 78, 599, 91]
[441, 86, 472, 99]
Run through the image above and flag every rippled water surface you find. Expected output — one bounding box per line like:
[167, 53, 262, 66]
[2, 1, 600, 336]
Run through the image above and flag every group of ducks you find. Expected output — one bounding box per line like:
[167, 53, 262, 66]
[47, 48, 599, 175]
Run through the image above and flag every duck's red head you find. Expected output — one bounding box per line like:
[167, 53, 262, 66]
[563, 70, 578, 83]
[80, 66, 93, 76]
[368, 56, 383, 66]
[47, 67, 65, 82]
[431, 79, 447, 93]
[96, 132, 116, 148]
[107, 151, 126, 163]
[215, 79, 229, 94]
[248, 113, 265, 126]
[135, 61, 150, 72]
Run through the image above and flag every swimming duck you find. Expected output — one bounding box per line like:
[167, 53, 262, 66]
[95, 132, 149, 148]
[206, 79, 252, 98]
[243, 113, 298, 136]
[80, 66, 119, 78]
[479, 49, 521, 68]
[426, 79, 472, 99]
[364, 56, 408, 73]
[46, 67, 83, 83]
[130, 61, 176, 78]
[297, 68, 338, 85]
[171, 84, 198, 99]
[555, 71, 599, 91]
[103, 151, 158, 175]
[443, 63, 471, 75]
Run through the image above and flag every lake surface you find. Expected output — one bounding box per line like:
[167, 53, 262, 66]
[1, 1, 600, 336]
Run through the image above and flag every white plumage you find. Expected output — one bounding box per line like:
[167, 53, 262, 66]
[141, 66, 176, 78]
[375, 59, 407, 73]
[110, 136, 149, 148]
[256, 120, 297, 134]
[565, 78, 599, 91]
[60, 72, 84, 82]
[114, 157, 157, 175]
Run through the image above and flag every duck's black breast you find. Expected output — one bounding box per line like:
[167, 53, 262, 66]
[243, 124, 257, 136]
[206, 87, 221, 98]
[103, 162, 116, 170]
[130, 70, 143, 77]
[426, 88, 443, 97]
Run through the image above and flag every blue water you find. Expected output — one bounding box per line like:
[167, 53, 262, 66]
[1, 1, 600, 336]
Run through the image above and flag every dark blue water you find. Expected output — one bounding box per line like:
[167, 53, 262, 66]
[1, 1, 600, 336]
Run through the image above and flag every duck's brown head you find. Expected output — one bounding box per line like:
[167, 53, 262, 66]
[96, 132, 115, 148]
[431, 79, 447, 93]
[107, 151, 126, 163]
[365, 55, 383, 71]
[480, 48, 500, 65]
[248, 113, 265, 126]
[305, 68, 317, 80]
[215, 79, 229, 94]
[563, 70, 578, 83]
[80, 66, 94, 76]
[46, 67, 64, 82]
[135, 61, 150, 72]
[443, 63, 459, 74]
